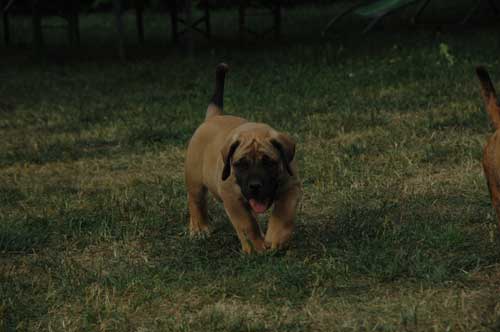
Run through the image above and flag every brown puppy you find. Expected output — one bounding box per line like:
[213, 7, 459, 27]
[185, 63, 301, 253]
[476, 66, 500, 233]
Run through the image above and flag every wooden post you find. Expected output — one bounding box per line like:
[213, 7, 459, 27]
[184, 0, 192, 52]
[204, 1, 211, 38]
[74, 8, 80, 45]
[169, 0, 179, 44]
[68, 0, 80, 46]
[274, 2, 281, 39]
[113, 0, 125, 60]
[2, 6, 10, 45]
[135, 0, 145, 44]
[31, 0, 43, 56]
[238, 1, 246, 36]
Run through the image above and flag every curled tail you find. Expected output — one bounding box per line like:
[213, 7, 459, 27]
[476, 66, 500, 130]
[205, 63, 229, 121]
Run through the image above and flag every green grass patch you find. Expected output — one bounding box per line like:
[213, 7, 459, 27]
[1, 5, 500, 331]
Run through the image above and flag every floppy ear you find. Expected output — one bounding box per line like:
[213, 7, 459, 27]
[270, 133, 295, 176]
[221, 139, 240, 181]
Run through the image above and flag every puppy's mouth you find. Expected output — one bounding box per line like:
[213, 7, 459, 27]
[248, 198, 270, 214]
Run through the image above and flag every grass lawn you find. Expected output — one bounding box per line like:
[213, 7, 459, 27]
[1, 4, 500, 331]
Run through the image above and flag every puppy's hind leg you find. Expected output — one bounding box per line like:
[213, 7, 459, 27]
[187, 185, 210, 238]
[487, 180, 500, 234]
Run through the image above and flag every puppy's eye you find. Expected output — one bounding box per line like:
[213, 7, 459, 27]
[234, 159, 250, 169]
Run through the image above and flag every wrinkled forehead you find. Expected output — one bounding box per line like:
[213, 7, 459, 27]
[233, 137, 279, 161]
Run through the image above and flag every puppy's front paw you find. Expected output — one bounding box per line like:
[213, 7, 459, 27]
[265, 227, 293, 250]
[189, 220, 211, 239]
[242, 238, 269, 254]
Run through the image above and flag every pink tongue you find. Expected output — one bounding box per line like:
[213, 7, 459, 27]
[249, 199, 267, 214]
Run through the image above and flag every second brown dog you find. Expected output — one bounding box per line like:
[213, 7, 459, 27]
[476, 66, 500, 233]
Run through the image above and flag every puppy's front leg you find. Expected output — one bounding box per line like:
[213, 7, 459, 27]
[187, 185, 210, 238]
[265, 185, 300, 250]
[223, 198, 267, 253]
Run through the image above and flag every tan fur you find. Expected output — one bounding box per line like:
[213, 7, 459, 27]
[476, 66, 500, 233]
[185, 111, 301, 253]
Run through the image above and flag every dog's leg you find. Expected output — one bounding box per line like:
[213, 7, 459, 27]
[223, 198, 267, 253]
[188, 185, 210, 238]
[484, 142, 500, 233]
[265, 185, 300, 250]
[487, 179, 500, 234]
[493, 201, 500, 234]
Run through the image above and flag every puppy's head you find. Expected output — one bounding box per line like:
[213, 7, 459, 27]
[221, 129, 295, 214]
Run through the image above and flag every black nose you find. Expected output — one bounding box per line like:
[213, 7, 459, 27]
[249, 180, 262, 192]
